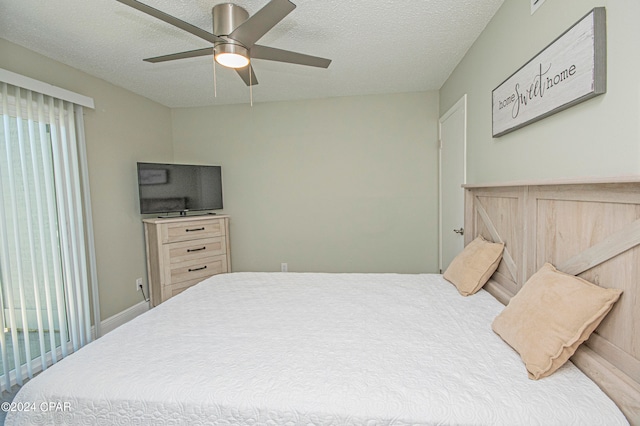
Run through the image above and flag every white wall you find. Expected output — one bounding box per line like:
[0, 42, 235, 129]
[440, 0, 640, 183]
[172, 92, 440, 273]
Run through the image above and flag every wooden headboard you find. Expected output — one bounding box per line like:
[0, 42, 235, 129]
[464, 178, 640, 425]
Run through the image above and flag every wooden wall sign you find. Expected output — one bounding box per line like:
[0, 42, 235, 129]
[492, 8, 606, 138]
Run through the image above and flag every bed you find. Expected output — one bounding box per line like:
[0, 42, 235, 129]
[6, 179, 640, 425]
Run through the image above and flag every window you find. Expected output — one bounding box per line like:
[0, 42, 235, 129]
[0, 76, 99, 391]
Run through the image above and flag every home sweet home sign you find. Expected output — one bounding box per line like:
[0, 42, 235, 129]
[492, 8, 606, 137]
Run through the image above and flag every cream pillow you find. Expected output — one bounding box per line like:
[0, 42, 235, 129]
[492, 263, 623, 380]
[443, 236, 504, 296]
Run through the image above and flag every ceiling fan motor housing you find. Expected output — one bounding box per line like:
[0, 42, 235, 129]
[212, 3, 249, 38]
[213, 2, 250, 64]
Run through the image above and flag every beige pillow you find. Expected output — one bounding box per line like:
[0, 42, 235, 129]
[492, 263, 622, 379]
[443, 235, 504, 296]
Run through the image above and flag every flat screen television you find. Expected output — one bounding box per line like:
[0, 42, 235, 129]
[137, 162, 223, 215]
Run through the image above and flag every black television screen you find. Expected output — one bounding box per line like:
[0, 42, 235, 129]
[137, 162, 223, 215]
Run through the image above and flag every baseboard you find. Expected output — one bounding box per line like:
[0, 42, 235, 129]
[93, 300, 150, 338]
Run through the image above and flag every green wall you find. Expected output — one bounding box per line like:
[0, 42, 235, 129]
[440, 0, 640, 183]
[172, 93, 440, 273]
[1, 37, 439, 320]
[0, 39, 174, 320]
[4, 0, 638, 320]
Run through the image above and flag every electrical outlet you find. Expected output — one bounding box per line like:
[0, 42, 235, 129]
[136, 278, 143, 291]
[281, 263, 288, 272]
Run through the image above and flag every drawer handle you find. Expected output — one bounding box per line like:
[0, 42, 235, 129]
[187, 247, 206, 252]
[185, 227, 205, 232]
[188, 265, 207, 272]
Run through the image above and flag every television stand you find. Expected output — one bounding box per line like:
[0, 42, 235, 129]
[143, 215, 231, 307]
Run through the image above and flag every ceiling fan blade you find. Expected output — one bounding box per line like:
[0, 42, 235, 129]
[144, 47, 214, 63]
[116, 0, 224, 45]
[250, 45, 331, 68]
[235, 65, 259, 86]
[228, 0, 296, 48]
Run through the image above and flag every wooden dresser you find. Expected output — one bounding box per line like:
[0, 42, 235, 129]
[143, 215, 230, 306]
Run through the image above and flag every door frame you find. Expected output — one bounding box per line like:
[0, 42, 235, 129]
[438, 94, 467, 273]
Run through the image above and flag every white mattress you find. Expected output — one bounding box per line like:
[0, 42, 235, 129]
[6, 273, 628, 425]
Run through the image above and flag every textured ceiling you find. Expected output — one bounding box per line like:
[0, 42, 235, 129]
[0, 0, 504, 108]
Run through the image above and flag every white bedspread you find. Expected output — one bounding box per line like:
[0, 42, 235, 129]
[6, 273, 628, 425]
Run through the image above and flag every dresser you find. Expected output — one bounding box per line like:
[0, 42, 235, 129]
[143, 215, 231, 306]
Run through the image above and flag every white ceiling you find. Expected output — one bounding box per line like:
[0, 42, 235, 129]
[0, 0, 504, 108]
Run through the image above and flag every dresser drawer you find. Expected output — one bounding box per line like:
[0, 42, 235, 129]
[164, 237, 226, 264]
[144, 215, 231, 307]
[165, 277, 204, 299]
[167, 254, 228, 285]
[162, 218, 225, 243]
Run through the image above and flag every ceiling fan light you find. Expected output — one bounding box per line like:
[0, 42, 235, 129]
[214, 44, 249, 68]
[215, 53, 249, 68]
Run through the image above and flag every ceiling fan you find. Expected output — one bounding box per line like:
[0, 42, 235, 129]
[116, 0, 331, 86]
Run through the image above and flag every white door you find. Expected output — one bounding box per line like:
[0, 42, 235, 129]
[439, 95, 467, 272]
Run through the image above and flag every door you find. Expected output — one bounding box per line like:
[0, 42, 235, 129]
[439, 95, 467, 272]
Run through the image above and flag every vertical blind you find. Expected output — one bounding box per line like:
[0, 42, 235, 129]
[0, 81, 98, 392]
